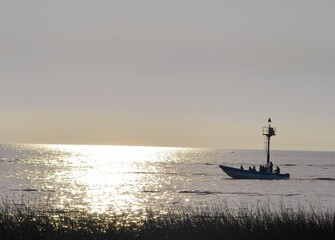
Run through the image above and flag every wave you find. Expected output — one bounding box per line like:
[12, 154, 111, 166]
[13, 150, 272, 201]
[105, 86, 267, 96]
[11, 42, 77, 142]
[178, 190, 223, 195]
[0, 158, 21, 163]
[11, 188, 55, 192]
[142, 190, 161, 193]
[178, 190, 267, 196]
[312, 177, 335, 181]
[285, 193, 300, 197]
[12, 188, 39, 192]
[130, 171, 178, 175]
[226, 191, 266, 196]
[194, 162, 215, 166]
[307, 164, 335, 167]
[130, 171, 208, 177]
[294, 177, 335, 181]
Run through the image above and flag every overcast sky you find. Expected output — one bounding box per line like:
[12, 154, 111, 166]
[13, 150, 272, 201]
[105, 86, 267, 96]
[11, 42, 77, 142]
[1, 1, 335, 150]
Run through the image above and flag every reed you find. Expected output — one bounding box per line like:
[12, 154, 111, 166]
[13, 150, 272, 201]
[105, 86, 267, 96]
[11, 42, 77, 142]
[0, 200, 334, 240]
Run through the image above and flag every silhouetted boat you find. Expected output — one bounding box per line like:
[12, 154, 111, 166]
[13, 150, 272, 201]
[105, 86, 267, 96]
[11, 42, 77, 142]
[219, 118, 290, 180]
[219, 165, 290, 180]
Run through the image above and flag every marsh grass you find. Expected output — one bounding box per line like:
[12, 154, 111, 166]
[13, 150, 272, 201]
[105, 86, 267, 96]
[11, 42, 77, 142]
[0, 200, 334, 240]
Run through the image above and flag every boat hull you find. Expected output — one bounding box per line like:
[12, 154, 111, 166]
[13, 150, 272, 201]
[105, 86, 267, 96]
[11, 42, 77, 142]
[219, 165, 290, 180]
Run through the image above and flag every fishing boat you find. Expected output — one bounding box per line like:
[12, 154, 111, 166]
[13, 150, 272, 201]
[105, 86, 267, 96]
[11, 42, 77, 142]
[219, 118, 290, 180]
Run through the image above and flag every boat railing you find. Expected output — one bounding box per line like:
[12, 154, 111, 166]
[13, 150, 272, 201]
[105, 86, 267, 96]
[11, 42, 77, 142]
[262, 126, 276, 136]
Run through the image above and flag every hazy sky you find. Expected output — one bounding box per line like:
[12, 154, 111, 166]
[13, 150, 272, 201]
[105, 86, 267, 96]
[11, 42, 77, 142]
[1, 1, 335, 150]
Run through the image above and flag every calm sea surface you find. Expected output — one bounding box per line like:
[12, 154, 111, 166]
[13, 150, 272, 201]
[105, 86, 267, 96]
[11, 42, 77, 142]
[0, 144, 334, 215]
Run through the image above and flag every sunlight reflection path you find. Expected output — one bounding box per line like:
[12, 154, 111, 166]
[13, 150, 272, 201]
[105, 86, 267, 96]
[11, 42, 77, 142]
[45, 145, 183, 214]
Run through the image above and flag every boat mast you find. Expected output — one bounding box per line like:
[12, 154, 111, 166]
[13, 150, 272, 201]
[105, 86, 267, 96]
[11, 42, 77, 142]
[262, 118, 276, 165]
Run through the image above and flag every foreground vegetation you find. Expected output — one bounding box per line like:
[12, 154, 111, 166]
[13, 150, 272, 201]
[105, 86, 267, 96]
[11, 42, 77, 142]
[0, 201, 334, 240]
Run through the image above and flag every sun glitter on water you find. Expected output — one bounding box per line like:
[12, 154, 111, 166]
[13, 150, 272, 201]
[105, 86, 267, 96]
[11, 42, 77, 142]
[43, 144, 182, 214]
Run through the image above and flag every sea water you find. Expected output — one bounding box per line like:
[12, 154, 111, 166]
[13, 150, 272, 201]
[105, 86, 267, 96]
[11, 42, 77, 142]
[0, 144, 334, 215]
